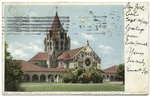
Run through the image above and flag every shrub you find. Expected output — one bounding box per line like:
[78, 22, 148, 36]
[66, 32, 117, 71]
[62, 72, 74, 83]
[83, 72, 91, 83]
[91, 70, 103, 83]
[62, 66, 103, 83]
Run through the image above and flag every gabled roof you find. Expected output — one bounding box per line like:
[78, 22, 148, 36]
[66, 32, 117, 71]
[57, 47, 84, 60]
[101, 65, 119, 73]
[28, 52, 49, 61]
[15, 60, 70, 72]
[63, 52, 70, 60]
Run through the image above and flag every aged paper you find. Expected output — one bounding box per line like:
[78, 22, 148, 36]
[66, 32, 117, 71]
[2, 2, 149, 95]
[124, 2, 149, 94]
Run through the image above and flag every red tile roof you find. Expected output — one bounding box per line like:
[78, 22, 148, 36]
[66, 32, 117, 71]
[15, 60, 70, 72]
[57, 47, 84, 60]
[56, 66, 64, 69]
[29, 52, 49, 61]
[101, 65, 119, 73]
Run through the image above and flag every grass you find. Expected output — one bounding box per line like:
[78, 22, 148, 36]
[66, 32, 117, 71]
[21, 82, 65, 85]
[23, 84, 124, 91]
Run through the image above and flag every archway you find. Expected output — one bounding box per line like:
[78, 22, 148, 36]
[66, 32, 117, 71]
[40, 74, 46, 82]
[23, 74, 30, 82]
[32, 74, 38, 82]
[55, 74, 60, 82]
[110, 75, 114, 81]
[107, 75, 109, 81]
[102, 75, 104, 79]
[48, 75, 54, 82]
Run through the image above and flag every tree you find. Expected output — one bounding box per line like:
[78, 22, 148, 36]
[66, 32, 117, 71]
[116, 64, 125, 85]
[5, 42, 24, 91]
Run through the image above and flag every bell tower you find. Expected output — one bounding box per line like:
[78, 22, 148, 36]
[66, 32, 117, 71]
[44, 7, 70, 68]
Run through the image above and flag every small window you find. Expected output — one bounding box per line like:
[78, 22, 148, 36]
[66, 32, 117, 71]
[60, 30, 64, 39]
[65, 42, 67, 50]
[61, 41, 63, 50]
[55, 41, 59, 49]
[35, 63, 38, 66]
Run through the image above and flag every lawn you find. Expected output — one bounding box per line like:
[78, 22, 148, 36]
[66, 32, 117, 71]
[21, 82, 65, 85]
[22, 84, 124, 91]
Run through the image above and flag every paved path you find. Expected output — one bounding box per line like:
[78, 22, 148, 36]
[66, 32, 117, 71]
[22, 81, 123, 87]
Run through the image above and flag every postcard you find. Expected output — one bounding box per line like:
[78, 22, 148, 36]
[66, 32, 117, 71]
[2, 2, 149, 95]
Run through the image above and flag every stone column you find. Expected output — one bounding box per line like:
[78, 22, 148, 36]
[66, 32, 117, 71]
[29, 75, 32, 82]
[45, 76, 48, 82]
[53, 74, 56, 82]
[38, 74, 40, 82]
[57, 75, 59, 82]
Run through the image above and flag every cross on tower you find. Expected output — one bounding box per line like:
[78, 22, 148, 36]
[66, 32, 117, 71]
[55, 6, 58, 13]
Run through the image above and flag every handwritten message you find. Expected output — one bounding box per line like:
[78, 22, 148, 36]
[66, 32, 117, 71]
[125, 2, 148, 75]
[124, 2, 149, 93]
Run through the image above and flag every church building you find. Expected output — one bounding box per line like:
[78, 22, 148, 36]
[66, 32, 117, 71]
[18, 11, 118, 83]
[28, 11, 101, 70]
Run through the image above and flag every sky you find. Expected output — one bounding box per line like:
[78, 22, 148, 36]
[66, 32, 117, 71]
[4, 5, 124, 69]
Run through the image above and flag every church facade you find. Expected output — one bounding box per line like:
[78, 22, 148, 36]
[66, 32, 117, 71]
[19, 12, 118, 83]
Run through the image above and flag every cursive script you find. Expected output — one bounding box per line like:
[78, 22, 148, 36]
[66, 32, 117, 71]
[125, 2, 148, 75]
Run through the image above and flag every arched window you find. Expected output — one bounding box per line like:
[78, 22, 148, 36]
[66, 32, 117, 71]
[48, 75, 54, 82]
[60, 29, 64, 39]
[65, 42, 67, 50]
[107, 75, 109, 79]
[110, 75, 114, 81]
[60, 32, 64, 39]
[50, 30, 53, 38]
[55, 41, 59, 50]
[23, 74, 30, 82]
[55, 74, 60, 82]
[61, 41, 63, 50]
